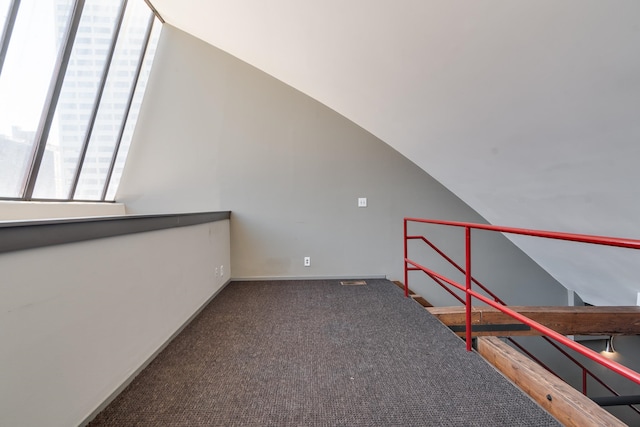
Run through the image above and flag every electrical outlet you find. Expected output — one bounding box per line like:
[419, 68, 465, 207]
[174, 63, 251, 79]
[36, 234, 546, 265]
[215, 267, 219, 277]
[358, 197, 367, 207]
[304, 256, 311, 267]
[220, 265, 224, 277]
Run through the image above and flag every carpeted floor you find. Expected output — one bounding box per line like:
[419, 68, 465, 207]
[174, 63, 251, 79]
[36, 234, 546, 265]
[89, 279, 560, 426]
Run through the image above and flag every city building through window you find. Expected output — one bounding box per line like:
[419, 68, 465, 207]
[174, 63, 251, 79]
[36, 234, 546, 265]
[0, 0, 160, 201]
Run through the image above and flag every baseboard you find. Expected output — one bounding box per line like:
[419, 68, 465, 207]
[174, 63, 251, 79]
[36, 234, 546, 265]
[231, 274, 387, 281]
[79, 279, 232, 426]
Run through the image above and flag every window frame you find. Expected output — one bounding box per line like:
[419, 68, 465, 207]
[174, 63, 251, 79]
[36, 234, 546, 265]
[0, 0, 160, 203]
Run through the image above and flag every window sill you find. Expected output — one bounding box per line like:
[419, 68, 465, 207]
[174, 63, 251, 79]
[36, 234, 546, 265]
[0, 200, 126, 221]
[0, 210, 231, 254]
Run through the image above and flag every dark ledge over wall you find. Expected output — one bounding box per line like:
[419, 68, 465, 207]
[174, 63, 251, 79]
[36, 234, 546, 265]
[0, 211, 231, 254]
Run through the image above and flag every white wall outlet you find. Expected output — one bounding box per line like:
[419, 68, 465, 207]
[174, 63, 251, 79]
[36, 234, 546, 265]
[220, 265, 224, 277]
[215, 267, 219, 277]
[358, 197, 367, 207]
[304, 256, 311, 267]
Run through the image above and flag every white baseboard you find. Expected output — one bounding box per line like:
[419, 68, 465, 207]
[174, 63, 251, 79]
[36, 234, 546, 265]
[231, 274, 387, 281]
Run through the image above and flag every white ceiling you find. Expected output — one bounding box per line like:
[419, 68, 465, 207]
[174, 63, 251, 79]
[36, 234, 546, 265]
[149, 0, 640, 306]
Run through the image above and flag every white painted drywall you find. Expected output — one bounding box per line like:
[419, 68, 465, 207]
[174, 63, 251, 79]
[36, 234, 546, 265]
[117, 26, 566, 308]
[0, 220, 230, 427]
[0, 201, 125, 220]
[149, 0, 640, 306]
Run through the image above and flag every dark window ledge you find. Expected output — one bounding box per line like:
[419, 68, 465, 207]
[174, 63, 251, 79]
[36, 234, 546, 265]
[0, 211, 230, 254]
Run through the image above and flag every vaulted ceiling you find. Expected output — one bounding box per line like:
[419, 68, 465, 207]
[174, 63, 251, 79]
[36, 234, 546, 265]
[148, 0, 640, 306]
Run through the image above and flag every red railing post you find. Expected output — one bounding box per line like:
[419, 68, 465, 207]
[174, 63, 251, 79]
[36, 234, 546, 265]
[465, 226, 472, 351]
[404, 218, 409, 297]
[403, 216, 640, 414]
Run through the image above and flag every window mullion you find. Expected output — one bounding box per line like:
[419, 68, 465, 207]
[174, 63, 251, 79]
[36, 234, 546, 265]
[142, 0, 164, 23]
[101, 12, 154, 201]
[69, 0, 128, 200]
[0, 0, 20, 77]
[22, 0, 85, 200]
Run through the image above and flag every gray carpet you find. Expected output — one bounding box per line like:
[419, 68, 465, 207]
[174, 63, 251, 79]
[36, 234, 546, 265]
[89, 279, 560, 426]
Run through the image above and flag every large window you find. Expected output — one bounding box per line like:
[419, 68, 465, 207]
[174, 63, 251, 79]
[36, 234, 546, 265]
[0, 0, 160, 201]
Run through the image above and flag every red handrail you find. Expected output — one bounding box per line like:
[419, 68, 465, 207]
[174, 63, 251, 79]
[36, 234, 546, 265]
[408, 235, 633, 400]
[404, 217, 640, 249]
[406, 257, 640, 386]
[403, 217, 640, 390]
[407, 232, 634, 400]
[407, 235, 504, 303]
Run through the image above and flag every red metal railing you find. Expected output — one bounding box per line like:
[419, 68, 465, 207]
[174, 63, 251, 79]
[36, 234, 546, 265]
[403, 217, 640, 392]
[404, 232, 635, 404]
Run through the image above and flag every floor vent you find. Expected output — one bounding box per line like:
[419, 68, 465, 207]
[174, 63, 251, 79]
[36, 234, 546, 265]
[341, 280, 367, 286]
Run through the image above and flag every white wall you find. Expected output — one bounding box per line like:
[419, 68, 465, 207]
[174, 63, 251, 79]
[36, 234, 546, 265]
[151, 0, 640, 306]
[117, 26, 566, 307]
[0, 201, 125, 220]
[0, 220, 230, 427]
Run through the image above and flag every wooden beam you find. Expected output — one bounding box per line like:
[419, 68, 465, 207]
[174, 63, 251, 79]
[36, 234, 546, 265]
[392, 281, 433, 307]
[410, 295, 433, 308]
[477, 337, 625, 427]
[392, 280, 405, 290]
[427, 306, 640, 336]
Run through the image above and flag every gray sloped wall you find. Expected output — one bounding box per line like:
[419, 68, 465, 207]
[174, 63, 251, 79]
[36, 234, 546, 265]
[148, 1, 640, 307]
[117, 25, 566, 307]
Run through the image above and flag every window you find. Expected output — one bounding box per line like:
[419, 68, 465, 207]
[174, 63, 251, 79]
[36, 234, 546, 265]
[0, 0, 74, 198]
[105, 19, 160, 201]
[1, 0, 12, 31]
[0, 0, 160, 201]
